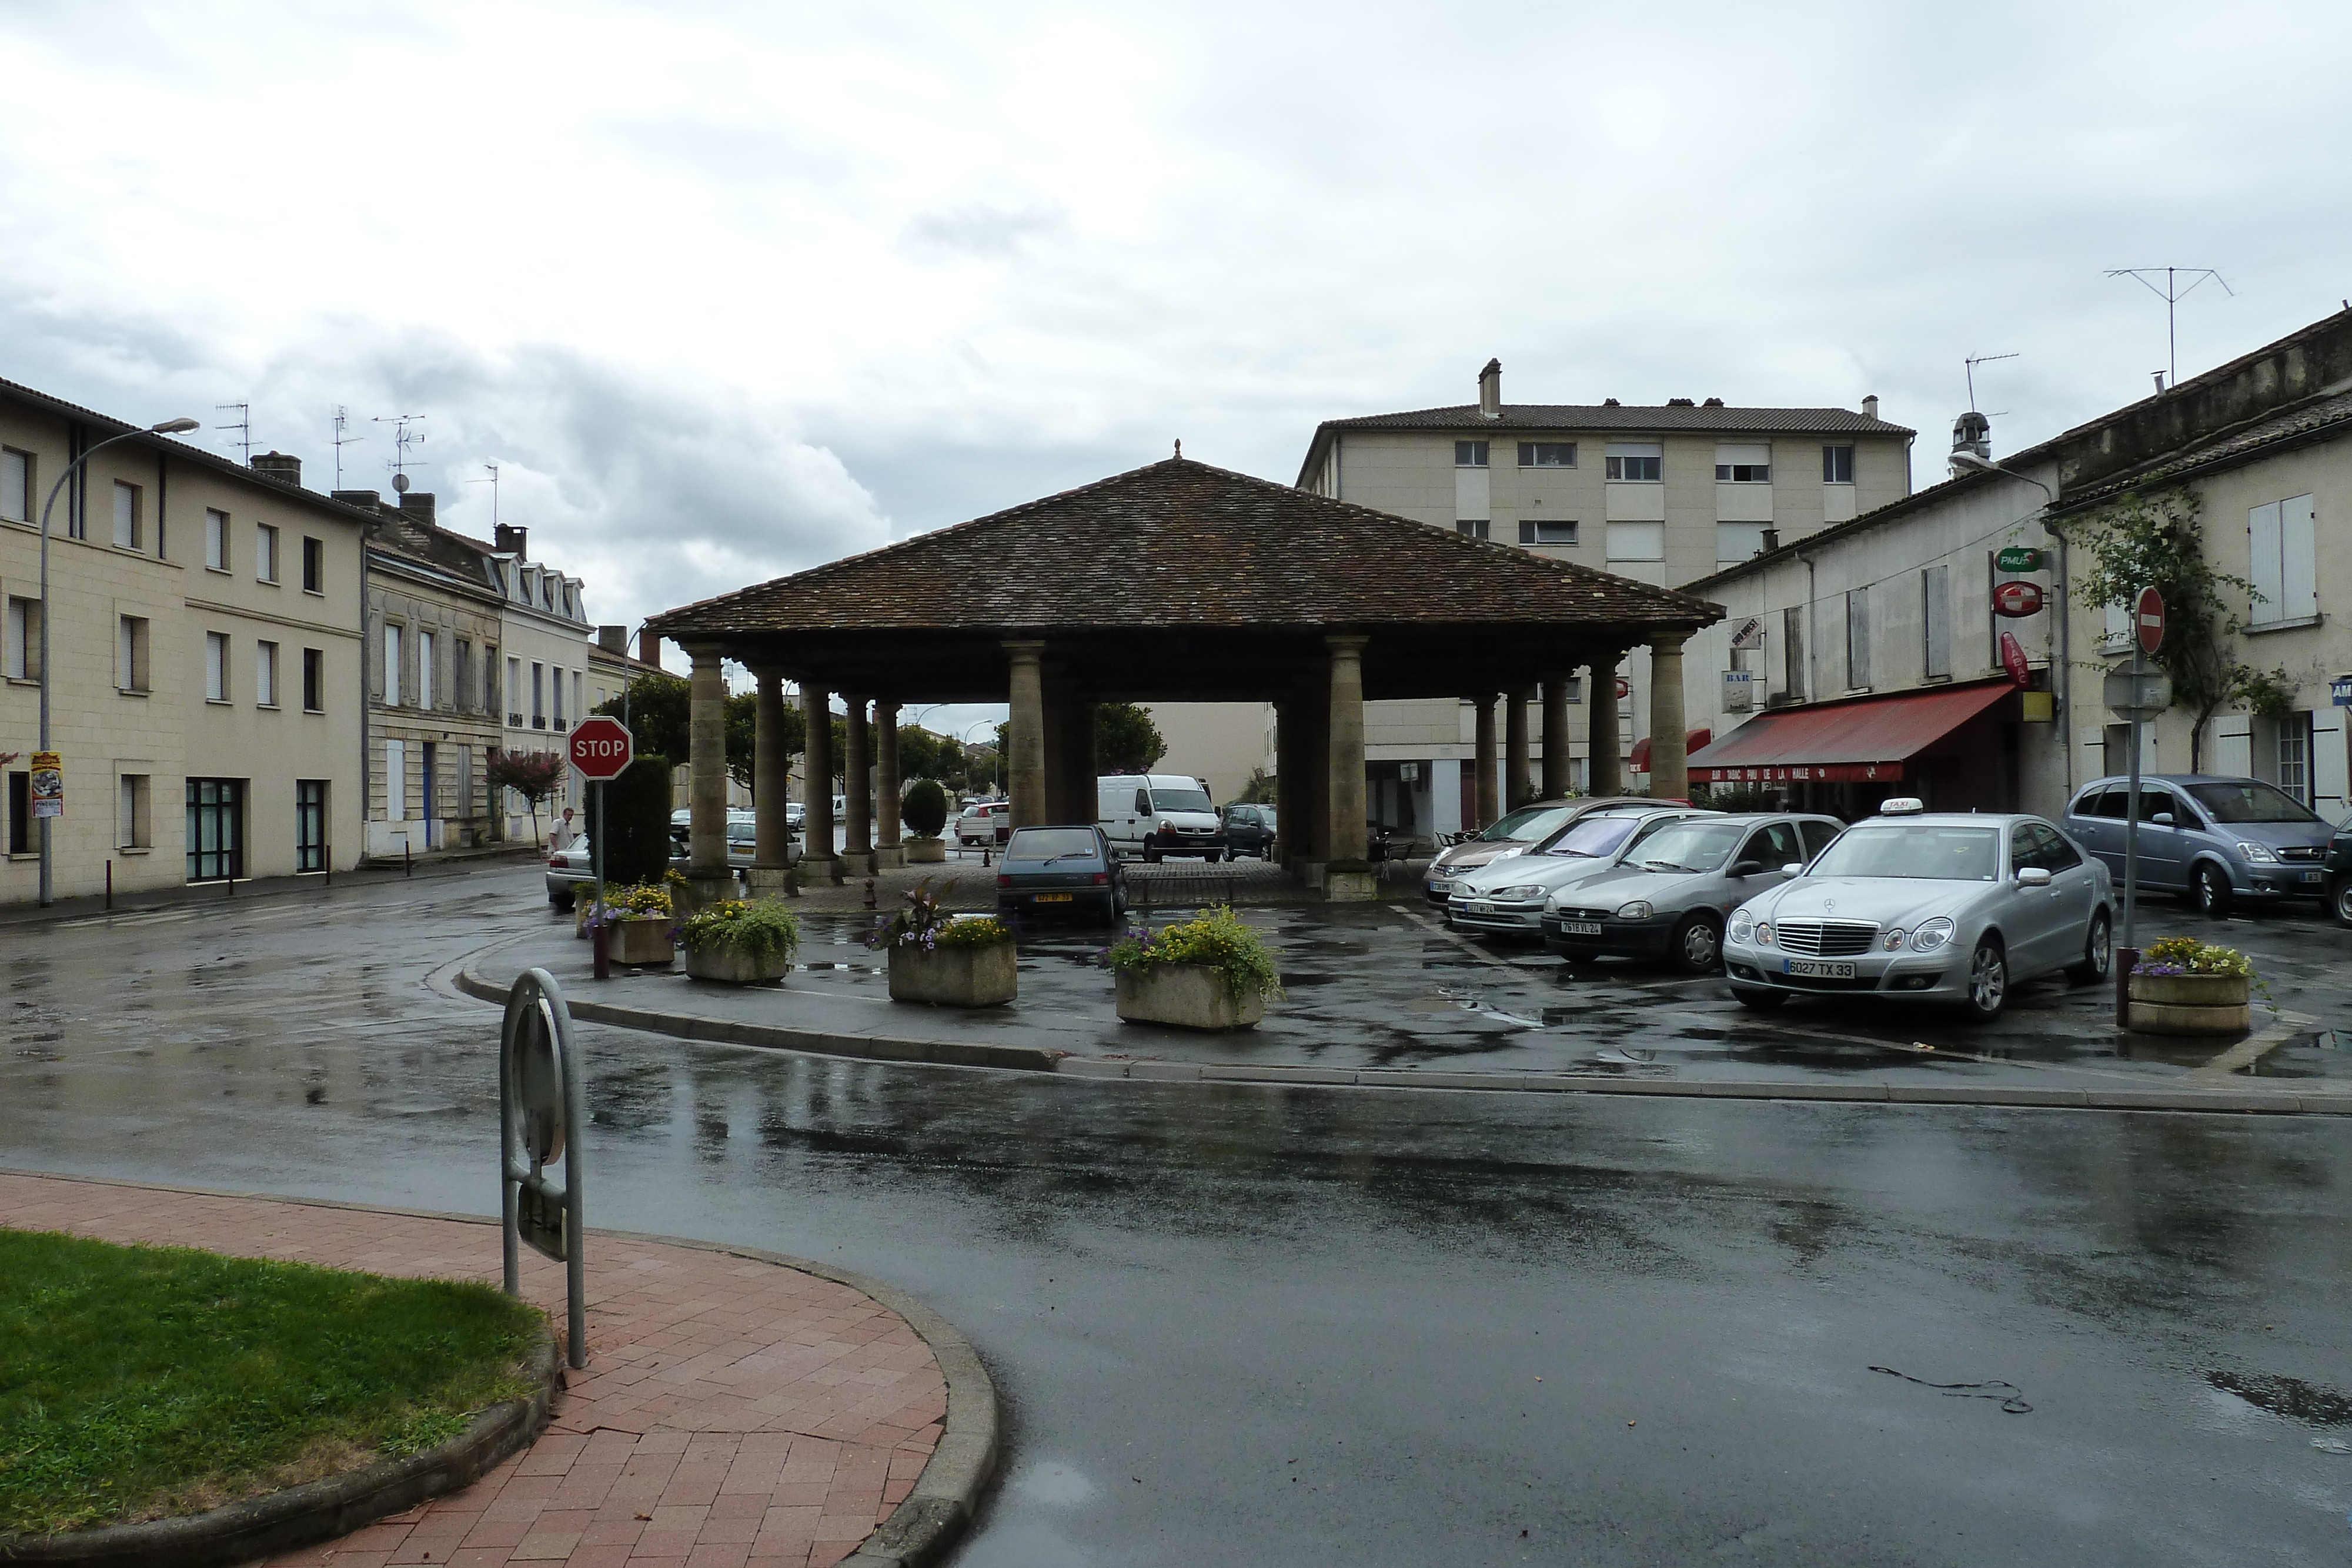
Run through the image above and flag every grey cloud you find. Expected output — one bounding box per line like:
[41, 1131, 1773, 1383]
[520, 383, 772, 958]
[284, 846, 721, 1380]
[901, 201, 1071, 262]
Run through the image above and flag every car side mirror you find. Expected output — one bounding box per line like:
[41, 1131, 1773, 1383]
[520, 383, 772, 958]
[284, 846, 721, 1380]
[1780, 862, 1805, 877]
[2151, 813, 2174, 827]
[1728, 860, 1763, 878]
[2017, 866, 2053, 887]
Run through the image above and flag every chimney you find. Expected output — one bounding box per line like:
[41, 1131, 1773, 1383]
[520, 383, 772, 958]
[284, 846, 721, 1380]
[494, 523, 529, 558]
[332, 489, 383, 511]
[249, 451, 302, 487]
[1950, 410, 1992, 465]
[1667, 397, 1695, 407]
[1760, 527, 1780, 553]
[1862, 393, 1881, 421]
[637, 628, 663, 667]
[398, 490, 436, 524]
[1477, 358, 1502, 419]
[1702, 397, 1725, 407]
[597, 624, 628, 656]
[1603, 397, 1621, 407]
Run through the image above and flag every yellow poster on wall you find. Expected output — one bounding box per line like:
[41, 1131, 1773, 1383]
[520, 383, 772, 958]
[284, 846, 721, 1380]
[29, 751, 62, 818]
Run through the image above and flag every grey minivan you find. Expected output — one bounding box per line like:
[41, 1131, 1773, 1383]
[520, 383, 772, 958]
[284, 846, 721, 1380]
[2062, 774, 2334, 915]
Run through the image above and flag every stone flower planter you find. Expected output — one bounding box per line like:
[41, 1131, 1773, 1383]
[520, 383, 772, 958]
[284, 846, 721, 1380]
[889, 941, 1018, 1007]
[1115, 963, 1266, 1031]
[2127, 971, 2251, 1035]
[681, 942, 791, 984]
[1321, 869, 1378, 902]
[906, 837, 949, 864]
[609, 915, 674, 966]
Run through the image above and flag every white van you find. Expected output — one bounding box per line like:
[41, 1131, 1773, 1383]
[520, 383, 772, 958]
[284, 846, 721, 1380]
[1097, 774, 1228, 861]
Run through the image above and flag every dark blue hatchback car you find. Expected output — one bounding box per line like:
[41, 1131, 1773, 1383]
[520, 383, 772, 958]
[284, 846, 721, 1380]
[996, 824, 1126, 925]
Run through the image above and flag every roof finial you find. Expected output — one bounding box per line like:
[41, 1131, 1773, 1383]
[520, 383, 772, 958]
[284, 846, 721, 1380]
[1174, 439, 1182, 459]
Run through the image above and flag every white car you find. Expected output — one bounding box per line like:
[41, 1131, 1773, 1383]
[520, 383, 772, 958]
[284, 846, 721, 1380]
[1444, 806, 1712, 937]
[956, 800, 1009, 847]
[1720, 800, 2114, 1020]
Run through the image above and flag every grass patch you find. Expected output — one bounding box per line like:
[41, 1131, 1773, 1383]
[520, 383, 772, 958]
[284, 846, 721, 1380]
[0, 1229, 543, 1536]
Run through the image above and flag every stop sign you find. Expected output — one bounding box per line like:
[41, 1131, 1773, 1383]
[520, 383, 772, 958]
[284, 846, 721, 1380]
[569, 716, 634, 781]
[2134, 586, 2166, 655]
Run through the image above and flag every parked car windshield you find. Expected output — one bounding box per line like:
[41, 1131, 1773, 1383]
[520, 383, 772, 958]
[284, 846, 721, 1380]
[2186, 780, 2321, 824]
[1480, 804, 1578, 843]
[1006, 827, 1100, 860]
[1150, 787, 1214, 813]
[1542, 815, 1643, 859]
[1808, 825, 1999, 881]
[1629, 820, 1745, 874]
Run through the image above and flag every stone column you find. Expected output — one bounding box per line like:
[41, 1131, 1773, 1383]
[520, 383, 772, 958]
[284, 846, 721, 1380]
[841, 696, 874, 874]
[1504, 684, 1533, 810]
[1005, 640, 1048, 828]
[748, 666, 794, 898]
[1273, 698, 1298, 867]
[1295, 679, 1329, 864]
[801, 685, 837, 878]
[1038, 677, 1070, 822]
[1472, 693, 1499, 828]
[1541, 673, 1572, 800]
[1326, 635, 1369, 864]
[684, 643, 733, 906]
[874, 701, 903, 868]
[1648, 633, 1690, 803]
[1064, 694, 1097, 825]
[1587, 654, 1623, 798]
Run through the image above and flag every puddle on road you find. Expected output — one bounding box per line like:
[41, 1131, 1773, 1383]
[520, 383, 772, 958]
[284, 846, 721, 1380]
[2207, 1369, 2352, 1426]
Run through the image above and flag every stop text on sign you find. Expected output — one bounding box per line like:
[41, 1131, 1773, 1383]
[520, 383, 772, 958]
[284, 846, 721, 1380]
[568, 716, 635, 780]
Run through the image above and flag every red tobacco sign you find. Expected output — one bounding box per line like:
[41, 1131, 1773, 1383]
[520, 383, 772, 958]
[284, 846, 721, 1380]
[1992, 580, 2044, 618]
[1999, 631, 2032, 688]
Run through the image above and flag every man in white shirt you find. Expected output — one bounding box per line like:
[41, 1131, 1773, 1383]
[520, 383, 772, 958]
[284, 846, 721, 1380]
[550, 807, 580, 850]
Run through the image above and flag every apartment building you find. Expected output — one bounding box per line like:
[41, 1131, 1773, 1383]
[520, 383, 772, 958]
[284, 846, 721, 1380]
[482, 523, 597, 838]
[0, 380, 367, 900]
[1278, 362, 1914, 835]
[1677, 306, 2352, 826]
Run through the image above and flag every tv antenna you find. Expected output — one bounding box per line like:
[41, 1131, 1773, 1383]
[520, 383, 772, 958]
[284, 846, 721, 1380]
[1964, 353, 2019, 413]
[215, 402, 253, 463]
[374, 414, 427, 493]
[2105, 266, 2232, 388]
[331, 405, 367, 489]
[467, 461, 502, 526]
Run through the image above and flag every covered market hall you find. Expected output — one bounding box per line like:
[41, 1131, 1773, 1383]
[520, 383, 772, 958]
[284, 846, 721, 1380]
[645, 456, 1723, 900]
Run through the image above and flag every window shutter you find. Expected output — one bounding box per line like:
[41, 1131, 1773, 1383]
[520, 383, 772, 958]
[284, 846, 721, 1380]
[2248, 500, 2284, 620]
[2281, 494, 2317, 620]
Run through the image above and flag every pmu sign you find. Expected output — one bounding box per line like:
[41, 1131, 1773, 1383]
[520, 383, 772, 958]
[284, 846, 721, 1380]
[568, 716, 634, 780]
[1992, 580, 2045, 618]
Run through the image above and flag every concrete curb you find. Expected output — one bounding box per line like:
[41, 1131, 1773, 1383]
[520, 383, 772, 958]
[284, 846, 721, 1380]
[0, 1326, 561, 1568]
[452, 952, 2352, 1116]
[0, 1172, 998, 1568]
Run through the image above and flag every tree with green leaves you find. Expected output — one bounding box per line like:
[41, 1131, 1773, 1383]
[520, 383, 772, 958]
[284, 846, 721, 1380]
[1094, 702, 1166, 773]
[485, 749, 567, 847]
[2059, 486, 2280, 773]
[896, 727, 967, 791]
[1234, 767, 1277, 804]
[592, 674, 774, 790]
[599, 755, 675, 886]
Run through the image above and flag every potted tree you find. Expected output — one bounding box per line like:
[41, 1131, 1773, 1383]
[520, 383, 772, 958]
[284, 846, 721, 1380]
[2127, 936, 2257, 1035]
[871, 880, 1017, 1005]
[1104, 905, 1283, 1029]
[902, 778, 951, 864]
[588, 881, 676, 965]
[676, 898, 801, 984]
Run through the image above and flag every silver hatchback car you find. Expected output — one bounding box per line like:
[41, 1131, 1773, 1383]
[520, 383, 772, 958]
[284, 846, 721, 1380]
[1542, 813, 1846, 974]
[1720, 800, 2114, 1020]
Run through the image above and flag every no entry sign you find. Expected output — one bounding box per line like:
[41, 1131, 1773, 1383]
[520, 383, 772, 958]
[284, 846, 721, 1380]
[2135, 586, 2166, 655]
[568, 716, 634, 781]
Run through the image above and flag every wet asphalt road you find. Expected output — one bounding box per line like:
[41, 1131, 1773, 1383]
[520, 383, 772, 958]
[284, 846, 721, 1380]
[4, 865, 2351, 1566]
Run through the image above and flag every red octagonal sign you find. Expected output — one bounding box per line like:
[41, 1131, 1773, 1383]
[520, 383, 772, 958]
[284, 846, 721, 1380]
[569, 715, 634, 781]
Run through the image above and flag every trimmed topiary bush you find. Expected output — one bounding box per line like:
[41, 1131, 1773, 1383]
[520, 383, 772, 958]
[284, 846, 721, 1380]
[902, 777, 950, 840]
[599, 754, 674, 887]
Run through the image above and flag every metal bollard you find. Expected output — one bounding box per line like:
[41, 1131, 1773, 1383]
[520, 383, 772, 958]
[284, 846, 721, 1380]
[863, 878, 877, 911]
[405, 841, 413, 877]
[105, 861, 112, 911]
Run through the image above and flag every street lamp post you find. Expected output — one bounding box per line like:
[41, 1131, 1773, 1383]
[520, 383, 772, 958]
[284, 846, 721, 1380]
[35, 417, 202, 905]
[1950, 451, 2069, 787]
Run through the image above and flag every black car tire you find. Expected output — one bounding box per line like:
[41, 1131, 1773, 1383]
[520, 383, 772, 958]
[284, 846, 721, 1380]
[549, 887, 576, 910]
[2190, 862, 2233, 918]
[2334, 875, 2352, 928]
[1668, 912, 1723, 975]
[1144, 837, 1162, 864]
[1962, 938, 2007, 1021]
[2066, 908, 2113, 985]
[1730, 986, 1787, 1011]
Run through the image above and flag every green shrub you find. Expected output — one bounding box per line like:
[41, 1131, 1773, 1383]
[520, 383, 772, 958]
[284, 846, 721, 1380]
[597, 754, 674, 886]
[1104, 905, 1284, 1001]
[933, 914, 1014, 948]
[868, 878, 1010, 950]
[903, 777, 950, 839]
[674, 898, 801, 961]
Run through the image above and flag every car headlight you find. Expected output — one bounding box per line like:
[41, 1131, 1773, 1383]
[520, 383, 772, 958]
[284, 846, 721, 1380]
[1753, 921, 1774, 946]
[1882, 929, 1907, 951]
[1728, 910, 1755, 942]
[1910, 917, 1955, 953]
[1615, 900, 1653, 920]
[2236, 841, 2278, 864]
[1492, 885, 1546, 900]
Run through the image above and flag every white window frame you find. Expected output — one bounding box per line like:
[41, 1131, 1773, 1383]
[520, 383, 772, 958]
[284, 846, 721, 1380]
[205, 630, 230, 703]
[256, 521, 280, 583]
[2248, 494, 2318, 626]
[1454, 440, 1489, 467]
[113, 481, 141, 550]
[205, 509, 230, 571]
[417, 628, 436, 711]
[1822, 444, 1856, 484]
[4, 596, 36, 681]
[1714, 443, 1773, 483]
[0, 448, 29, 523]
[255, 640, 278, 708]
[1517, 442, 1576, 468]
[384, 623, 403, 706]
[1605, 442, 1663, 483]
[118, 615, 149, 693]
[118, 773, 151, 849]
[1518, 520, 1578, 546]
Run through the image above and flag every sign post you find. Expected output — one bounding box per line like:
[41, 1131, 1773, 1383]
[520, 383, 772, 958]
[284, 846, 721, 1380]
[500, 966, 587, 1369]
[2109, 587, 2167, 1025]
[569, 717, 634, 981]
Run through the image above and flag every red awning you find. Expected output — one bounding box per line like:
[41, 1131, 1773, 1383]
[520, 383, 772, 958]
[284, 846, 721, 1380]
[1683, 682, 2015, 784]
[1628, 728, 1715, 774]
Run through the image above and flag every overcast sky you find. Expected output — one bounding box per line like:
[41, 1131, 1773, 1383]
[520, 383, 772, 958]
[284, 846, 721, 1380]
[5, 1, 2348, 731]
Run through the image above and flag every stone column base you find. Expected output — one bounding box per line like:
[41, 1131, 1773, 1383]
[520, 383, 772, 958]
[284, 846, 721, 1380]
[839, 851, 877, 877]
[803, 854, 845, 885]
[746, 865, 798, 900]
[1295, 860, 1326, 891]
[873, 845, 906, 870]
[677, 872, 737, 918]
[1322, 870, 1379, 902]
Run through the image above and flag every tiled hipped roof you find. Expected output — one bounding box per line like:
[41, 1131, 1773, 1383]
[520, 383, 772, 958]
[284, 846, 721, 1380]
[650, 457, 1720, 637]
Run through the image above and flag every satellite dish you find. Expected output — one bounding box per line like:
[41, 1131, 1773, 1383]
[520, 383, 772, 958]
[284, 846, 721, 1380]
[392, 472, 411, 493]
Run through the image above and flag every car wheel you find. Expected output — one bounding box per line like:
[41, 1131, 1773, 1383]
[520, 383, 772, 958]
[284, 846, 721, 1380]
[2334, 875, 2352, 928]
[1730, 986, 1787, 1011]
[549, 887, 576, 910]
[1962, 938, 2007, 1021]
[1668, 913, 1722, 975]
[2190, 862, 2233, 918]
[1144, 839, 1162, 864]
[2066, 908, 2112, 985]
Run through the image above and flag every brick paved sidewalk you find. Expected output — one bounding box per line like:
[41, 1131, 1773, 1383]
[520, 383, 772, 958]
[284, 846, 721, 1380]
[0, 1173, 950, 1568]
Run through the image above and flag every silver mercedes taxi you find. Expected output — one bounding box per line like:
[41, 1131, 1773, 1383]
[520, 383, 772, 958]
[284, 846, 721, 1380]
[1719, 800, 2114, 1021]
